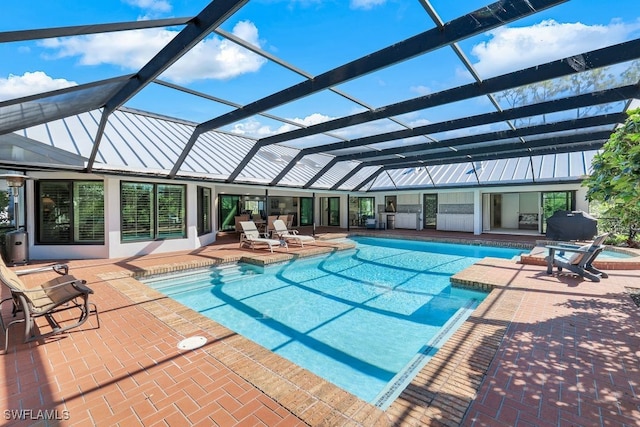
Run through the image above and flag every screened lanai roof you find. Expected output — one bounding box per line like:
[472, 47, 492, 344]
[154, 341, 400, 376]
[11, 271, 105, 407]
[1, 0, 639, 191]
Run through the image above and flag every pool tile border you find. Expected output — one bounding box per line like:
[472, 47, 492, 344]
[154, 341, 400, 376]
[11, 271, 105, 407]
[351, 231, 536, 250]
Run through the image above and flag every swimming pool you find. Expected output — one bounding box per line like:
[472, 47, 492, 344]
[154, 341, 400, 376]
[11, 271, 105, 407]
[142, 237, 525, 407]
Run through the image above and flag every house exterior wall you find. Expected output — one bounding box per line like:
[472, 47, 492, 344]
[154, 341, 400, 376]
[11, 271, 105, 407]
[104, 176, 215, 259]
[17, 170, 589, 261]
[25, 172, 218, 261]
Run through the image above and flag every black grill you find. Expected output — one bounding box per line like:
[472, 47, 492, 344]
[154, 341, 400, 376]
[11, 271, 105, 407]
[545, 210, 597, 241]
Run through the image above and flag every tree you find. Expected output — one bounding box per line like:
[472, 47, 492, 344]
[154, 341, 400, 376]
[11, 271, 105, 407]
[494, 60, 639, 126]
[583, 108, 640, 246]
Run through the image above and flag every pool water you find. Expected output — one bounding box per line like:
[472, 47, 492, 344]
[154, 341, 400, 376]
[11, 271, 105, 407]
[600, 249, 636, 259]
[143, 237, 525, 406]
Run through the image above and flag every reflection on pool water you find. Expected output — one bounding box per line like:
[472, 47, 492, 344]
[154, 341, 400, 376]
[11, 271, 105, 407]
[143, 237, 525, 407]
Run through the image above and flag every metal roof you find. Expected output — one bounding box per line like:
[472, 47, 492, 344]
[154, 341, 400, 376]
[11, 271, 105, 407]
[1, 0, 639, 192]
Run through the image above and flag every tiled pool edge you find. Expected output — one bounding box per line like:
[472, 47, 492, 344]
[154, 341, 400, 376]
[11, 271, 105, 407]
[100, 248, 522, 426]
[373, 299, 478, 410]
[351, 231, 536, 250]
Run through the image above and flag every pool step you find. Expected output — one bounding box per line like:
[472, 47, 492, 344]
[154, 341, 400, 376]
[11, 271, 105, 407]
[143, 263, 258, 296]
[216, 263, 257, 284]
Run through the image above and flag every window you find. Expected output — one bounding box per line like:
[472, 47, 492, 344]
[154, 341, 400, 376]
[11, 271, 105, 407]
[157, 184, 186, 238]
[197, 186, 212, 235]
[385, 195, 397, 212]
[74, 182, 106, 242]
[0, 187, 19, 229]
[121, 182, 185, 242]
[542, 191, 576, 233]
[37, 180, 104, 244]
[349, 196, 375, 226]
[423, 194, 438, 229]
[218, 194, 240, 231]
[328, 197, 340, 226]
[0, 196, 8, 228]
[243, 197, 265, 216]
[358, 197, 375, 218]
[121, 182, 154, 241]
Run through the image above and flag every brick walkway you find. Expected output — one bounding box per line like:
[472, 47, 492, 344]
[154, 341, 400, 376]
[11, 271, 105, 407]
[1, 230, 639, 426]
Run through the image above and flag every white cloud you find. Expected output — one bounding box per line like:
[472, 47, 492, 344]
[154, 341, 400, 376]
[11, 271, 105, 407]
[0, 72, 77, 101]
[471, 19, 640, 78]
[350, 0, 386, 10]
[410, 85, 431, 96]
[166, 21, 266, 83]
[230, 113, 334, 138]
[229, 112, 419, 145]
[122, 0, 172, 13]
[407, 117, 431, 127]
[277, 113, 333, 132]
[39, 20, 267, 84]
[40, 29, 175, 68]
[230, 118, 280, 138]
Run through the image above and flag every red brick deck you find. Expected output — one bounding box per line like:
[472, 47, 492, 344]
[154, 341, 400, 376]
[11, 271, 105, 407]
[2, 229, 639, 426]
[454, 258, 640, 427]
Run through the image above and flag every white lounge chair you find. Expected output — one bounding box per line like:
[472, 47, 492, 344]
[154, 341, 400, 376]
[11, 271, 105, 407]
[272, 219, 315, 247]
[239, 221, 286, 253]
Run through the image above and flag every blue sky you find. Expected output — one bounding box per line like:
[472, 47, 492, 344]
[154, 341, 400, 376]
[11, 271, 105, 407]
[1, 0, 640, 143]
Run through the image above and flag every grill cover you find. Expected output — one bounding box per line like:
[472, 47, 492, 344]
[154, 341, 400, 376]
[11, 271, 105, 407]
[545, 210, 598, 241]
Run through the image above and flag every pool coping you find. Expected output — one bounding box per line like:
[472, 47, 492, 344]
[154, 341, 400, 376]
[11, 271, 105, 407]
[97, 236, 530, 425]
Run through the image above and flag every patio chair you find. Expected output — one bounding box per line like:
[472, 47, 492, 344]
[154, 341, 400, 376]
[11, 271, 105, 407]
[239, 221, 287, 253]
[272, 219, 315, 247]
[545, 233, 609, 282]
[234, 214, 250, 233]
[0, 257, 99, 353]
[251, 214, 267, 233]
[285, 214, 294, 229]
[266, 215, 279, 237]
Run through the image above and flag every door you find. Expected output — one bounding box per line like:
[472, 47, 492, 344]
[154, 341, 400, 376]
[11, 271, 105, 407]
[319, 197, 340, 226]
[423, 194, 437, 229]
[358, 197, 375, 225]
[491, 195, 502, 228]
[328, 197, 340, 226]
[299, 197, 313, 226]
[502, 193, 520, 229]
[218, 194, 240, 231]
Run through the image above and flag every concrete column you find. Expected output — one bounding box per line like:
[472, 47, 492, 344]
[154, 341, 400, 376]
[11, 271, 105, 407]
[473, 189, 482, 235]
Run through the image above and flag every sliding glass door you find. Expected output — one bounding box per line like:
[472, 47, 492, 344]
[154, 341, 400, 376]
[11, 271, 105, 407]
[219, 194, 241, 231]
[320, 197, 340, 226]
[299, 197, 313, 226]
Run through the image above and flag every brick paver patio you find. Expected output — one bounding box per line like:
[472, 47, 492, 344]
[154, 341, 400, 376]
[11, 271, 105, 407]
[1, 229, 639, 426]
